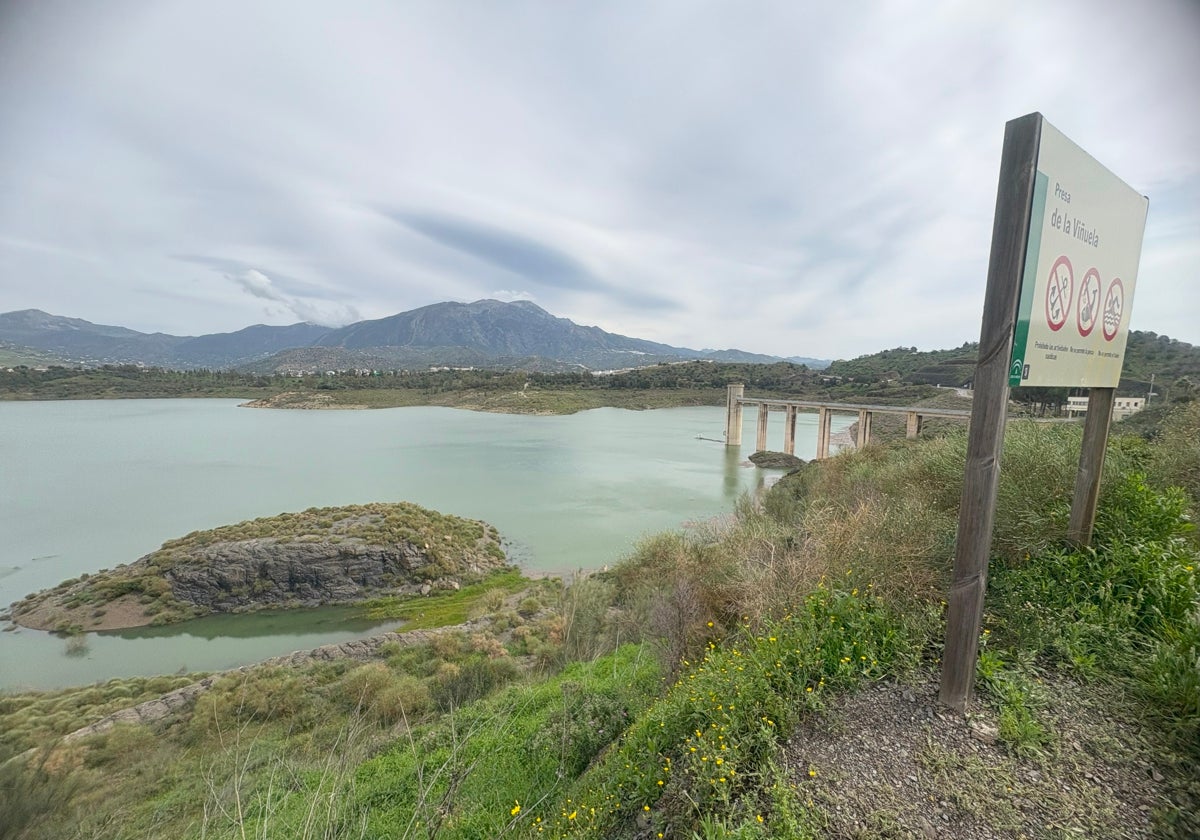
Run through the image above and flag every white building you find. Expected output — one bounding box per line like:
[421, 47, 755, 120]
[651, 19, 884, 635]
[1065, 395, 1145, 420]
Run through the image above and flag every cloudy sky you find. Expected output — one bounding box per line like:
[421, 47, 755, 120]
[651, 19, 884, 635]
[1, 1, 1196, 360]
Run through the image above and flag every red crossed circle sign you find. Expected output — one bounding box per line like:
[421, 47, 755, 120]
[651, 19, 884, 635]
[1102, 278, 1125, 341]
[1045, 255, 1073, 331]
[1076, 268, 1101, 337]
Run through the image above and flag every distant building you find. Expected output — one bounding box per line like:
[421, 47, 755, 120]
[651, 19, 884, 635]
[1065, 395, 1145, 420]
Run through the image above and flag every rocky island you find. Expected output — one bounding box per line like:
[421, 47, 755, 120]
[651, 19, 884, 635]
[9, 502, 510, 633]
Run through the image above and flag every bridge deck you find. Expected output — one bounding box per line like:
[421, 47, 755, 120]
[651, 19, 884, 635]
[736, 399, 971, 418]
[725, 386, 974, 458]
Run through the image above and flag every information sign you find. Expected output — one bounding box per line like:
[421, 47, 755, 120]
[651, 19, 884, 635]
[1008, 121, 1149, 387]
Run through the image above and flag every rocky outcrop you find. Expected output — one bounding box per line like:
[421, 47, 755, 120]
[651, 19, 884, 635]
[164, 538, 466, 611]
[240, 392, 368, 409]
[9, 503, 509, 631]
[748, 451, 806, 470]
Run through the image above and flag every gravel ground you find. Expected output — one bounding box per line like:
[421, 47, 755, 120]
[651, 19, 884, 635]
[782, 670, 1185, 839]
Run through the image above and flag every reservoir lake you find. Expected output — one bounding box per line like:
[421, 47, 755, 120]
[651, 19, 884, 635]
[0, 399, 852, 690]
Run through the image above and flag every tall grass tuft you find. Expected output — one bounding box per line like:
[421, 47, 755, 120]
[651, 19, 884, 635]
[0, 749, 83, 840]
[1147, 400, 1200, 504]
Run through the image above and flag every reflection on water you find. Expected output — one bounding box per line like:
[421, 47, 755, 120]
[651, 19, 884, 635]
[723, 444, 746, 499]
[107, 605, 400, 641]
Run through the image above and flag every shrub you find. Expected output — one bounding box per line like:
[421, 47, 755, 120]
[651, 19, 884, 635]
[0, 750, 82, 840]
[339, 663, 395, 713]
[988, 471, 1199, 747]
[194, 668, 310, 731]
[375, 675, 433, 724]
[430, 655, 520, 712]
[1147, 401, 1200, 503]
[532, 683, 630, 777]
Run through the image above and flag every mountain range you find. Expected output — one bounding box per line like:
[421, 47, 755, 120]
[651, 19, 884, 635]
[0, 300, 830, 373]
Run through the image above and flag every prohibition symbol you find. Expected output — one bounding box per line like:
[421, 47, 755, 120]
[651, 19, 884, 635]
[1045, 255, 1073, 331]
[1102, 278, 1125, 341]
[1076, 268, 1101, 337]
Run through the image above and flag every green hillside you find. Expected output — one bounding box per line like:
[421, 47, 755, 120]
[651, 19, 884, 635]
[0, 342, 68, 368]
[826, 343, 979, 387]
[1117, 331, 1200, 400]
[825, 331, 1199, 400]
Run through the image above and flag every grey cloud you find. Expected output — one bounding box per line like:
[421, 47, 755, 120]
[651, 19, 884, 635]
[174, 254, 362, 326]
[228, 269, 360, 327]
[386, 210, 679, 312]
[0, 1, 1197, 358]
[390, 211, 600, 290]
[491, 289, 536, 302]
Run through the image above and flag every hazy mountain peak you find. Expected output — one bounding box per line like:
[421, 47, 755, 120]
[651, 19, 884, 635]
[0, 300, 795, 372]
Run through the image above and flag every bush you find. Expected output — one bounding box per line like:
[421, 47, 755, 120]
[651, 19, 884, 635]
[430, 655, 521, 712]
[194, 668, 310, 731]
[1147, 401, 1200, 503]
[988, 472, 1199, 746]
[373, 675, 433, 724]
[0, 751, 82, 840]
[532, 683, 630, 777]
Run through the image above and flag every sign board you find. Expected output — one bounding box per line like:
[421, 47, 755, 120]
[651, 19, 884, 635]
[1009, 120, 1149, 387]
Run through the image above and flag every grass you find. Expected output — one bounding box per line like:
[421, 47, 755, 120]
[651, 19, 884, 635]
[154, 502, 504, 562]
[0, 674, 200, 763]
[533, 586, 939, 838]
[1146, 400, 1200, 502]
[0, 623, 551, 838]
[346, 644, 662, 839]
[360, 569, 535, 629]
[527, 407, 1200, 836]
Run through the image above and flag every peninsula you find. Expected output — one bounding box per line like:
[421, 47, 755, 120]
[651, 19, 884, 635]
[9, 502, 509, 632]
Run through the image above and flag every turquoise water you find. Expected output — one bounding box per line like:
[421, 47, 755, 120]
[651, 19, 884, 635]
[0, 399, 851, 689]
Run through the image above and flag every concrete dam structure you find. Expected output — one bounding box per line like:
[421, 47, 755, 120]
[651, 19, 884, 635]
[723, 384, 972, 460]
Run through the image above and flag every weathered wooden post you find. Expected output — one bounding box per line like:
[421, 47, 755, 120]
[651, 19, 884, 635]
[940, 112, 1149, 711]
[940, 114, 1040, 712]
[1067, 388, 1116, 545]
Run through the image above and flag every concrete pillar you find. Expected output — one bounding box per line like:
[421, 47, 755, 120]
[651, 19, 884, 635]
[906, 411, 922, 439]
[816, 407, 832, 459]
[756, 403, 769, 452]
[857, 409, 872, 449]
[724, 384, 744, 446]
[783, 405, 798, 455]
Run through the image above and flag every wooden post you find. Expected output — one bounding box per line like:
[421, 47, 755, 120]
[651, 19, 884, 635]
[940, 113, 1042, 712]
[783, 406, 798, 455]
[1067, 388, 1115, 546]
[725, 384, 744, 446]
[816, 407, 832, 459]
[905, 412, 922, 439]
[857, 409, 872, 449]
[755, 404, 769, 453]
